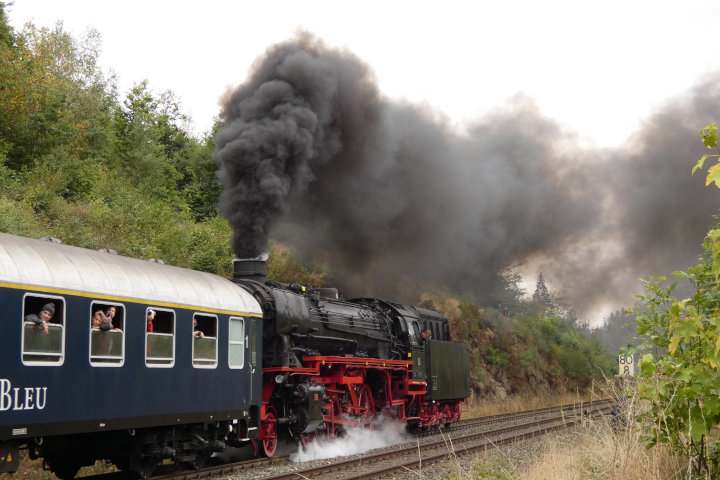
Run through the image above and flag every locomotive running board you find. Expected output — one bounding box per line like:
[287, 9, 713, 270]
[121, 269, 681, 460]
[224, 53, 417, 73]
[263, 355, 414, 376]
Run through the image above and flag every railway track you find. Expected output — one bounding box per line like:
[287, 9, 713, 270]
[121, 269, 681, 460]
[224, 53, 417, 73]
[253, 399, 615, 480]
[78, 399, 616, 480]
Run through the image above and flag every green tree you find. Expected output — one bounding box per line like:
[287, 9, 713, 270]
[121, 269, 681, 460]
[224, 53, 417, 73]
[0, 3, 13, 48]
[110, 80, 221, 215]
[629, 123, 720, 477]
[0, 13, 230, 274]
[112, 81, 180, 198]
[533, 272, 551, 305]
[0, 19, 114, 171]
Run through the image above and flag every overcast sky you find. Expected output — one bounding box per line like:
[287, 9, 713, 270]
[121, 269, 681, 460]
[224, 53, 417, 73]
[8, 0, 720, 147]
[8, 1, 720, 326]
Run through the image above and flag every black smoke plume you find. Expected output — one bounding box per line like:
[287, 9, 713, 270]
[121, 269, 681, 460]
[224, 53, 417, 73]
[215, 32, 720, 321]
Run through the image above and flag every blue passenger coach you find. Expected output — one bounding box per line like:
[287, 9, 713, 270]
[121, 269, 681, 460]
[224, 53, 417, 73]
[0, 233, 264, 478]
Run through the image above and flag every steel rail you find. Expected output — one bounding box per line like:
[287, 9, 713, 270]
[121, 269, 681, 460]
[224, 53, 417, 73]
[75, 398, 616, 480]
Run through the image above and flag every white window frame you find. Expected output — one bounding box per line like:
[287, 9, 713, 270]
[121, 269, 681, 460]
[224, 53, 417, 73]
[192, 313, 218, 369]
[21, 293, 65, 366]
[89, 301, 125, 367]
[228, 316, 245, 369]
[145, 307, 175, 368]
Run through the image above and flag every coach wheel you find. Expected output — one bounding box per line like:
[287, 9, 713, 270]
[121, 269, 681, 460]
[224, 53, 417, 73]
[191, 449, 208, 470]
[128, 451, 156, 480]
[260, 409, 278, 457]
[358, 385, 375, 429]
[135, 456, 156, 480]
[47, 460, 80, 480]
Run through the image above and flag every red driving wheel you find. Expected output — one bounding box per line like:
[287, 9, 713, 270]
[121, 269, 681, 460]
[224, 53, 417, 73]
[260, 409, 278, 457]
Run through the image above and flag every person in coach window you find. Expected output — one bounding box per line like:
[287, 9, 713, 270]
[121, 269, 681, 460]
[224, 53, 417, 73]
[25, 303, 55, 334]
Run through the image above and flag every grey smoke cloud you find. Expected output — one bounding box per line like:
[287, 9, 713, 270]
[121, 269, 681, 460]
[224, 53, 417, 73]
[215, 32, 719, 321]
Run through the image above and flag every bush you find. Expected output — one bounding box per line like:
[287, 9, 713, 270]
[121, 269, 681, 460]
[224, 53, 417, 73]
[519, 346, 540, 368]
[266, 241, 326, 285]
[485, 346, 509, 367]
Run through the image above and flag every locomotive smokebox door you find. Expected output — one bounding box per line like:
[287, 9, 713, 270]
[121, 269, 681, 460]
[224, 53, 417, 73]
[0, 442, 19, 473]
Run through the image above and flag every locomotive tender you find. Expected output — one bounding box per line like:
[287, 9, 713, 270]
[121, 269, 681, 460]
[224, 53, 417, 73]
[0, 233, 469, 478]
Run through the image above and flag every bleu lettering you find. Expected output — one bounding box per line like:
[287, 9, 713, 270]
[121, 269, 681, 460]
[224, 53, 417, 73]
[35, 388, 47, 410]
[0, 379, 10, 411]
[12, 388, 23, 410]
[24, 387, 34, 410]
[0, 380, 47, 411]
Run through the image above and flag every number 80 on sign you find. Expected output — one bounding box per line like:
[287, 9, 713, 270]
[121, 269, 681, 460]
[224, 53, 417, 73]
[618, 354, 634, 376]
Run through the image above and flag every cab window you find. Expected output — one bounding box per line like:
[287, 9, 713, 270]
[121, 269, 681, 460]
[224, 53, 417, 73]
[22, 294, 65, 365]
[192, 313, 218, 368]
[146, 308, 175, 367]
[89, 302, 125, 366]
[408, 320, 421, 344]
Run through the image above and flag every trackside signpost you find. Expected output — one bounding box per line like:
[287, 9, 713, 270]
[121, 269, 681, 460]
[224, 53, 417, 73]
[618, 354, 634, 376]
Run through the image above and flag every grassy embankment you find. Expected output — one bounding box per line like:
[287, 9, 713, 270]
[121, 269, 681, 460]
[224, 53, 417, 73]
[436, 382, 685, 480]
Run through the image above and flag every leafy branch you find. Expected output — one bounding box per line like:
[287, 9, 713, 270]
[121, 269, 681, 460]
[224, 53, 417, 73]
[693, 123, 720, 187]
[629, 123, 720, 477]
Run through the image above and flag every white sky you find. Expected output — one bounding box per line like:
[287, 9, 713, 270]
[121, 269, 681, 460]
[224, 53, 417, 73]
[8, 0, 720, 147]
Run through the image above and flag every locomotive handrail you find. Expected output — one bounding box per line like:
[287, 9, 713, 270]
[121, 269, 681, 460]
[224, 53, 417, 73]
[264, 355, 415, 377]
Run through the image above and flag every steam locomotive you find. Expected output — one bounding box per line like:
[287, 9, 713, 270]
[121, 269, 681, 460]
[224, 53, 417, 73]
[0, 233, 469, 478]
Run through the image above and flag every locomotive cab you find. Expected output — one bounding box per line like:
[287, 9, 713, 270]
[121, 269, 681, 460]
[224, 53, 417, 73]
[231, 257, 469, 456]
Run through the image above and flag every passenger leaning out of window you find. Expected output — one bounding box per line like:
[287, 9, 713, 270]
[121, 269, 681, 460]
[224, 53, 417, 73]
[146, 309, 156, 332]
[92, 310, 114, 331]
[193, 316, 204, 338]
[25, 303, 55, 334]
[104, 306, 121, 330]
[92, 310, 105, 328]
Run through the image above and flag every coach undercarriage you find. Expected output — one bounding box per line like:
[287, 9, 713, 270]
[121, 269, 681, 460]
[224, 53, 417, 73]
[26, 422, 233, 479]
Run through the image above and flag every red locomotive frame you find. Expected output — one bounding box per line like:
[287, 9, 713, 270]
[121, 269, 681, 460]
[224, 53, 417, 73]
[258, 355, 462, 456]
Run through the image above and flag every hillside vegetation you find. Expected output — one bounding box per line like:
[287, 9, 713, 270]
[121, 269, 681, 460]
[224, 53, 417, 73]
[0, 5, 615, 396]
[421, 280, 616, 400]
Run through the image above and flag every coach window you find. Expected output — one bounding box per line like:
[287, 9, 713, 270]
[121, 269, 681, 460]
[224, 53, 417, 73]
[22, 294, 65, 365]
[146, 308, 175, 367]
[90, 302, 125, 366]
[192, 313, 217, 368]
[228, 317, 245, 369]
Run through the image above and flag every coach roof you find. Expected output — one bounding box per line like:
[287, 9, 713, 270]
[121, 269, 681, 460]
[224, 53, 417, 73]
[0, 232, 262, 315]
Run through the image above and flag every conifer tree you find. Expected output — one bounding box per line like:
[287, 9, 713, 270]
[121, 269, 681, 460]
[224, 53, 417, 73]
[533, 272, 551, 305]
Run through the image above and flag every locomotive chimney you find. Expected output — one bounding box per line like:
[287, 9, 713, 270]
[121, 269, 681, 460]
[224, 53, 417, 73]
[232, 253, 268, 284]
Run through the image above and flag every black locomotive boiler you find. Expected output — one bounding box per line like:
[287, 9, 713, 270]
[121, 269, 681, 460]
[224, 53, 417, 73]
[231, 258, 470, 456]
[0, 233, 470, 477]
